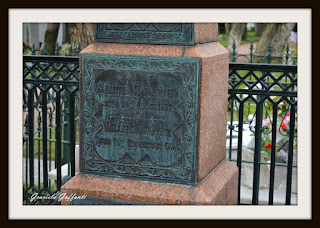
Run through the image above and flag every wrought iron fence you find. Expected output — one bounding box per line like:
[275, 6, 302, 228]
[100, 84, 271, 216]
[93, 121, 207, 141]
[22, 42, 297, 205]
[227, 62, 297, 205]
[230, 41, 297, 65]
[23, 47, 80, 204]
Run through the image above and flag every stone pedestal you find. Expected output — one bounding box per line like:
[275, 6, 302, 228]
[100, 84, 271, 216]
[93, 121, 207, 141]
[62, 159, 237, 205]
[61, 23, 238, 205]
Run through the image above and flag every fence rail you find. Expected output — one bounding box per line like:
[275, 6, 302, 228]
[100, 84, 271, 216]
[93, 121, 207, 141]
[230, 41, 297, 65]
[22, 45, 297, 205]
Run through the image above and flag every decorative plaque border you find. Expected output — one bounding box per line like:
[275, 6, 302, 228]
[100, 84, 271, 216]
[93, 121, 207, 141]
[95, 23, 195, 45]
[80, 54, 199, 185]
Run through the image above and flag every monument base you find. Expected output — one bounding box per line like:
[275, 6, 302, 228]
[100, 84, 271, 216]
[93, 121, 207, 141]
[61, 159, 238, 205]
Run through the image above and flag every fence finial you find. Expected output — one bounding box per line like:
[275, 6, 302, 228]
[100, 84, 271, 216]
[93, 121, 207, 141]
[76, 42, 81, 56]
[43, 43, 48, 55]
[32, 44, 36, 55]
[55, 43, 60, 56]
[250, 41, 254, 63]
[37, 113, 42, 131]
[285, 43, 290, 64]
[232, 40, 236, 62]
[267, 42, 272, 63]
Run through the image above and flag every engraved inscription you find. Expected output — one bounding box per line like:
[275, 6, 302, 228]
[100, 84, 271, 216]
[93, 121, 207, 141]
[95, 23, 194, 45]
[93, 70, 182, 166]
[80, 55, 199, 185]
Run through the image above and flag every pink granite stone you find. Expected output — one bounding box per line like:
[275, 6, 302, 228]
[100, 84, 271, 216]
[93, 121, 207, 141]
[61, 159, 238, 205]
[65, 38, 238, 205]
[194, 23, 218, 44]
[78, 41, 229, 183]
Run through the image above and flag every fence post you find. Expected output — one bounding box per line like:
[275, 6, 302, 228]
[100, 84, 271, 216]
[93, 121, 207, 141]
[62, 42, 71, 166]
[285, 43, 290, 65]
[228, 73, 237, 159]
[252, 99, 264, 204]
[285, 103, 296, 204]
[250, 41, 254, 63]
[37, 112, 42, 188]
[55, 43, 60, 56]
[24, 115, 29, 188]
[48, 109, 53, 183]
[62, 92, 70, 166]
[267, 42, 272, 64]
[28, 88, 35, 189]
[232, 40, 236, 62]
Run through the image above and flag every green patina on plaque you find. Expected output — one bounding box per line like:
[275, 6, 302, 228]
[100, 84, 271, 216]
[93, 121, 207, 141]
[95, 23, 194, 45]
[80, 54, 199, 185]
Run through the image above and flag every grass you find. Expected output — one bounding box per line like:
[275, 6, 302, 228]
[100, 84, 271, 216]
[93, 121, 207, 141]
[218, 31, 298, 63]
[241, 31, 260, 44]
[219, 40, 228, 47]
[289, 44, 298, 57]
[219, 31, 260, 48]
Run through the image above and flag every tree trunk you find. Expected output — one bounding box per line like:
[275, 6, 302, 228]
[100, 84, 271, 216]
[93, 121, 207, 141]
[255, 23, 265, 36]
[254, 23, 278, 57]
[242, 26, 247, 41]
[254, 23, 295, 63]
[42, 23, 60, 55]
[270, 23, 296, 57]
[227, 23, 247, 53]
[225, 23, 232, 36]
[25, 24, 30, 45]
[63, 24, 71, 44]
[67, 23, 95, 55]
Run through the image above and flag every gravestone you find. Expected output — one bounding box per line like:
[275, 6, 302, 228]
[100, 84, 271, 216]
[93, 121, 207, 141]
[61, 23, 238, 205]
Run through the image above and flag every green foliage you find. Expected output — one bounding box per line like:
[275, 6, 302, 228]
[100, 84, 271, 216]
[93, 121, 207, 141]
[261, 133, 272, 162]
[218, 40, 228, 47]
[244, 31, 260, 42]
[24, 49, 32, 55]
[219, 31, 260, 48]
[59, 43, 72, 56]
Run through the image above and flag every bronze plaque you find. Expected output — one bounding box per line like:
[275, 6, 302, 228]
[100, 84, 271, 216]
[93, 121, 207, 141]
[95, 23, 194, 45]
[80, 54, 199, 185]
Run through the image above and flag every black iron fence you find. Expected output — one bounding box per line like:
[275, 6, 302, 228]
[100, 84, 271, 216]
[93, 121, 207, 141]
[22, 43, 297, 205]
[23, 54, 80, 204]
[228, 62, 297, 205]
[230, 41, 297, 65]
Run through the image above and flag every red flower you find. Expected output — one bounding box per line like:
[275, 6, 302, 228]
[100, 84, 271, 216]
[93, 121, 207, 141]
[281, 123, 287, 130]
[265, 142, 272, 149]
